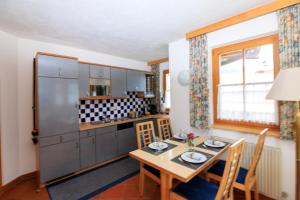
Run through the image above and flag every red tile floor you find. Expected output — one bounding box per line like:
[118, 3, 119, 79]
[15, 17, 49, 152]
[1, 175, 273, 200]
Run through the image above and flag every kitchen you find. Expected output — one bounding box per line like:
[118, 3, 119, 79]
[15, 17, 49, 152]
[34, 52, 168, 188]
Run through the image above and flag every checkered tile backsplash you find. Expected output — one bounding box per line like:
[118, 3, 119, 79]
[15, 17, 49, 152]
[79, 92, 152, 123]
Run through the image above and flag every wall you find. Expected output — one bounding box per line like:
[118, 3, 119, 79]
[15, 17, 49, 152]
[169, 13, 296, 200]
[0, 32, 149, 185]
[0, 31, 20, 185]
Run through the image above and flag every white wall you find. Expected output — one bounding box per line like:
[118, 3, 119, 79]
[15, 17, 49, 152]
[169, 13, 296, 200]
[0, 31, 20, 184]
[0, 32, 149, 185]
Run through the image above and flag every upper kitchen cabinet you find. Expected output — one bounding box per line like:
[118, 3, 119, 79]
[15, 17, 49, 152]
[37, 54, 79, 78]
[111, 67, 127, 96]
[126, 70, 146, 92]
[79, 63, 90, 98]
[90, 65, 110, 79]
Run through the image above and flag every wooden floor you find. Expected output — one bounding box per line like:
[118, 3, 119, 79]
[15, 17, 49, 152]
[0, 175, 273, 200]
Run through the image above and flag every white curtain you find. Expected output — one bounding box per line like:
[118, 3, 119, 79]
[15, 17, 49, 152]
[218, 83, 278, 124]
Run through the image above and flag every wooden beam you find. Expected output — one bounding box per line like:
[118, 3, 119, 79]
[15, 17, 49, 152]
[186, 0, 300, 39]
[147, 57, 169, 66]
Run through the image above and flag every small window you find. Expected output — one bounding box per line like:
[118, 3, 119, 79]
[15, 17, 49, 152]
[212, 35, 279, 129]
[163, 70, 171, 108]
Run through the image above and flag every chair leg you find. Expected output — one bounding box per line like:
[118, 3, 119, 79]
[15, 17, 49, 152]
[245, 187, 251, 200]
[254, 180, 260, 200]
[139, 168, 145, 196]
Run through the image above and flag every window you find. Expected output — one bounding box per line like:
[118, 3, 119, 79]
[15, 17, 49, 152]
[212, 35, 279, 129]
[163, 70, 171, 108]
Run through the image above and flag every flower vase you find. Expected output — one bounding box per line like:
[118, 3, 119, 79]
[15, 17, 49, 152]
[188, 139, 195, 151]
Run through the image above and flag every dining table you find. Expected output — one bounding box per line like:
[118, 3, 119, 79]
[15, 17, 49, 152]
[129, 136, 231, 200]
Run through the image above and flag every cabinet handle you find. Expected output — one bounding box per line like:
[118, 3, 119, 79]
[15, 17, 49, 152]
[58, 67, 61, 77]
[76, 142, 79, 149]
[92, 138, 95, 144]
[60, 136, 62, 143]
[75, 102, 79, 109]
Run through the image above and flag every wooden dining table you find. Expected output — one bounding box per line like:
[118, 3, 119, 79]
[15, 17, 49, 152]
[129, 136, 230, 200]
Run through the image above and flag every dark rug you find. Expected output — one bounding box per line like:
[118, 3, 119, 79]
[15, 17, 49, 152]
[47, 157, 139, 200]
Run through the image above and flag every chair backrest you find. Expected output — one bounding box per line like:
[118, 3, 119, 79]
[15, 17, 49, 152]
[135, 121, 156, 149]
[245, 128, 268, 182]
[215, 139, 245, 200]
[157, 118, 173, 140]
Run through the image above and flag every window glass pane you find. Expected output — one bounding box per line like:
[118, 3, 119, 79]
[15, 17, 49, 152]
[244, 44, 274, 83]
[220, 50, 243, 85]
[244, 83, 278, 124]
[218, 85, 244, 120]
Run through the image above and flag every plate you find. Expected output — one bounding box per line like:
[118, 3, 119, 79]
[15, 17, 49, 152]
[173, 134, 187, 140]
[204, 140, 226, 148]
[180, 152, 207, 164]
[148, 142, 168, 150]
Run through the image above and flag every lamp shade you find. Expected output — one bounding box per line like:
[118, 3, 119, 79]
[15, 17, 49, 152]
[266, 67, 300, 101]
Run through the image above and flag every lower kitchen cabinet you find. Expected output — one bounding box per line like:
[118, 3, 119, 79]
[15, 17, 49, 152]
[96, 129, 118, 163]
[40, 139, 80, 183]
[80, 135, 96, 168]
[117, 127, 137, 155]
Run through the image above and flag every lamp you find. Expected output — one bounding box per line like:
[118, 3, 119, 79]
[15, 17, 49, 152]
[266, 67, 300, 200]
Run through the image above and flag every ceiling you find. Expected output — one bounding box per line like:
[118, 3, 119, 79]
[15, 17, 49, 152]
[0, 0, 273, 61]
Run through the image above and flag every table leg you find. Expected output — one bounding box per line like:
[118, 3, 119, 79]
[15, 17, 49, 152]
[160, 171, 172, 200]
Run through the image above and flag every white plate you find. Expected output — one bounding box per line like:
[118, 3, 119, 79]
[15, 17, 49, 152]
[204, 140, 226, 148]
[173, 134, 187, 140]
[148, 142, 168, 150]
[180, 152, 207, 164]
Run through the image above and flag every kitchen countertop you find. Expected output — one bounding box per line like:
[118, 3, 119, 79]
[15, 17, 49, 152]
[80, 114, 168, 131]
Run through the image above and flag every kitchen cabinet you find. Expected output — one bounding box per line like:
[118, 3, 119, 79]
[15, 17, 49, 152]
[79, 63, 90, 98]
[90, 65, 110, 79]
[117, 127, 137, 155]
[111, 67, 127, 96]
[126, 70, 146, 92]
[40, 135, 80, 183]
[95, 126, 118, 163]
[80, 130, 96, 168]
[38, 77, 79, 137]
[37, 54, 78, 78]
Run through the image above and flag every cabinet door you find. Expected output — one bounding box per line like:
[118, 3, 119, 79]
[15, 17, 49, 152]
[95, 131, 118, 163]
[38, 77, 79, 137]
[40, 139, 80, 183]
[59, 58, 79, 78]
[37, 55, 61, 77]
[137, 71, 146, 92]
[38, 55, 78, 78]
[111, 68, 127, 96]
[80, 135, 96, 168]
[126, 70, 146, 92]
[79, 63, 90, 98]
[90, 65, 110, 79]
[117, 128, 137, 155]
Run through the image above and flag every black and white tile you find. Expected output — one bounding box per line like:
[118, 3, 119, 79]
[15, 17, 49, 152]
[79, 92, 152, 123]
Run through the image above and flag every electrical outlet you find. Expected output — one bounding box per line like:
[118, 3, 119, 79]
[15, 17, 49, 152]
[110, 106, 117, 111]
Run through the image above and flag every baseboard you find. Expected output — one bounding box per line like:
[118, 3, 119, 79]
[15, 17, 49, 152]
[0, 171, 37, 196]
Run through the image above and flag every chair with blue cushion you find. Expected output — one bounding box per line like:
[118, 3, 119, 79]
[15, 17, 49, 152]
[157, 117, 173, 140]
[135, 121, 160, 196]
[171, 138, 245, 200]
[206, 128, 268, 200]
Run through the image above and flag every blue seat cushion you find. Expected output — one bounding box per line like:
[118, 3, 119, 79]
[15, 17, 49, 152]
[208, 160, 248, 184]
[173, 176, 218, 200]
[144, 164, 160, 177]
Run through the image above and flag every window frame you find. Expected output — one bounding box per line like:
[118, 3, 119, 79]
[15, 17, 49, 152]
[212, 34, 280, 130]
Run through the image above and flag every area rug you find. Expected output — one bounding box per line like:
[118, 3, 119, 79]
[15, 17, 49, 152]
[47, 157, 139, 200]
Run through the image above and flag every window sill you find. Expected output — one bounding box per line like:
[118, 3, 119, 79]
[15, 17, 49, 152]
[212, 123, 280, 138]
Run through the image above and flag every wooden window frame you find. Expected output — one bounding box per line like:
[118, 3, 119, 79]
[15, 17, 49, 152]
[212, 34, 280, 130]
[163, 69, 169, 98]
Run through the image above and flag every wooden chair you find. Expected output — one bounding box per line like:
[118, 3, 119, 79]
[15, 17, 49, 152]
[171, 139, 245, 200]
[135, 121, 160, 196]
[157, 117, 173, 140]
[206, 128, 268, 200]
